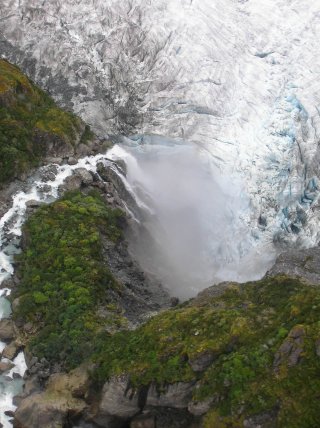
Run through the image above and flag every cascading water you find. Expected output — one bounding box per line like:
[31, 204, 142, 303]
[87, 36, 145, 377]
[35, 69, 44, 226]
[107, 137, 277, 299]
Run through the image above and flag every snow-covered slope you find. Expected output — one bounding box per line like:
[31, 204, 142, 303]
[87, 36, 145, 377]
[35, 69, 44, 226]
[1, 0, 320, 278]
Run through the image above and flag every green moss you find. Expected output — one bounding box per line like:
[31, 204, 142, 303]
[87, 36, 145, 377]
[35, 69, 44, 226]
[14, 190, 125, 369]
[0, 59, 91, 184]
[92, 276, 320, 427]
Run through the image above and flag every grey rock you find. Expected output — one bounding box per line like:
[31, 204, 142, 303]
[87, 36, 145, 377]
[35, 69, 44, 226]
[98, 375, 140, 419]
[267, 247, 320, 285]
[25, 200, 44, 209]
[146, 382, 195, 409]
[61, 174, 82, 192]
[46, 157, 63, 165]
[74, 168, 94, 185]
[188, 350, 215, 372]
[67, 157, 78, 165]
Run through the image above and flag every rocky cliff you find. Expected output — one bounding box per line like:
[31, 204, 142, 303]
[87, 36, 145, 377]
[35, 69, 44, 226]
[1, 60, 320, 428]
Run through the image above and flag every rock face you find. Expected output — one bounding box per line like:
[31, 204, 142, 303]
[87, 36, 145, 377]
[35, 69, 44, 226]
[96, 375, 140, 419]
[273, 325, 305, 370]
[146, 382, 195, 409]
[267, 247, 320, 284]
[14, 368, 89, 428]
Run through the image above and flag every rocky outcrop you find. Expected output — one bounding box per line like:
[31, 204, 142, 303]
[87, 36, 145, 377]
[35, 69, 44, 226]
[98, 375, 140, 418]
[14, 367, 90, 428]
[146, 382, 195, 409]
[273, 325, 305, 370]
[267, 246, 320, 284]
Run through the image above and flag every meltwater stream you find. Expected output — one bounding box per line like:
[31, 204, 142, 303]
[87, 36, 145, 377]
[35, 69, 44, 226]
[0, 137, 277, 424]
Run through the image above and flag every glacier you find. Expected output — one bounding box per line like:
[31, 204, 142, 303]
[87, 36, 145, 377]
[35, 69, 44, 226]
[1, 0, 320, 289]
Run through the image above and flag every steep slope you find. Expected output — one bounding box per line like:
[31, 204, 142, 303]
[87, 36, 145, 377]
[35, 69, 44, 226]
[0, 59, 97, 185]
[1, 0, 320, 276]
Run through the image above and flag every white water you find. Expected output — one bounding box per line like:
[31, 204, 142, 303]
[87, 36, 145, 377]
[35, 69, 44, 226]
[108, 139, 276, 299]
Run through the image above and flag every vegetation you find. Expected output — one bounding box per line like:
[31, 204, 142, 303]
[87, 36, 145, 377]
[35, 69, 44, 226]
[15, 189, 320, 425]
[92, 276, 320, 428]
[0, 59, 92, 184]
[15, 190, 125, 369]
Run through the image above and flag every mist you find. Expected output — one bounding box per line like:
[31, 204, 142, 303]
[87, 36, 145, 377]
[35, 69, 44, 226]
[109, 137, 276, 299]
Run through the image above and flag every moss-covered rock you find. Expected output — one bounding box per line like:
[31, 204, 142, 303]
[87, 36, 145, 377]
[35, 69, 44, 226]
[0, 59, 94, 185]
[92, 276, 320, 427]
[14, 189, 126, 370]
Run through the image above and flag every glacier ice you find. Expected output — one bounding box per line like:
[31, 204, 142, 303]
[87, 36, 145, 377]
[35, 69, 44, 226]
[0, 1, 320, 293]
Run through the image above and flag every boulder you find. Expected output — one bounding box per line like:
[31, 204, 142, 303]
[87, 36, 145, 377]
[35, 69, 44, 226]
[14, 369, 88, 428]
[98, 375, 140, 419]
[2, 341, 20, 360]
[0, 319, 15, 342]
[14, 393, 85, 428]
[61, 174, 82, 192]
[74, 168, 94, 186]
[0, 361, 14, 373]
[25, 200, 44, 209]
[67, 157, 77, 165]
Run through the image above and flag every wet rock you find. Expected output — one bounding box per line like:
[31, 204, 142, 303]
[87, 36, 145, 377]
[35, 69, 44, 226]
[96, 162, 110, 182]
[4, 410, 15, 418]
[74, 168, 94, 186]
[188, 350, 215, 372]
[114, 159, 127, 176]
[146, 382, 195, 409]
[98, 375, 140, 419]
[2, 341, 20, 360]
[12, 372, 22, 379]
[67, 157, 78, 165]
[0, 361, 14, 373]
[25, 200, 44, 209]
[0, 319, 15, 342]
[61, 174, 82, 192]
